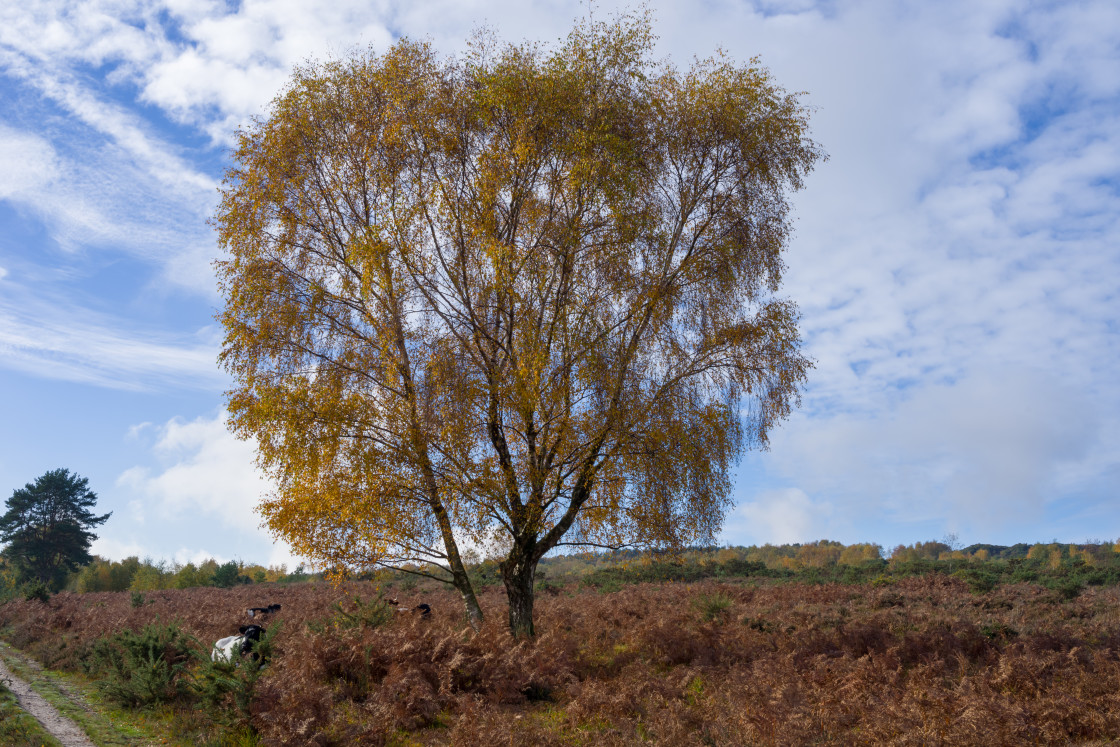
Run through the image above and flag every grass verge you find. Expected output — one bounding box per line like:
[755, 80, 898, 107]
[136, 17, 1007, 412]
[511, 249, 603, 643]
[0, 640, 192, 746]
[0, 675, 63, 747]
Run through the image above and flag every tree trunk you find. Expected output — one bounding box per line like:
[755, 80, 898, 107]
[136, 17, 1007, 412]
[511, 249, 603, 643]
[453, 570, 485, 631]
[501, 550, 537, 638]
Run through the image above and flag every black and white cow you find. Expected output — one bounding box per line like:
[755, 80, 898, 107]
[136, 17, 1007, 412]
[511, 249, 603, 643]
[247, 603, 282, 618]
[387, 598, 431, 618]
[212, 624, 265, 663]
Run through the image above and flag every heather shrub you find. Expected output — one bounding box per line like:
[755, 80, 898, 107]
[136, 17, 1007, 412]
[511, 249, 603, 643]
[26, 632, 90, 672]
[7, 556, 1120, 745]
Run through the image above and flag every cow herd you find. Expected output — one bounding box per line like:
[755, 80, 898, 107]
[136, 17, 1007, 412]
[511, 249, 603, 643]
[211, 598, 432, 664]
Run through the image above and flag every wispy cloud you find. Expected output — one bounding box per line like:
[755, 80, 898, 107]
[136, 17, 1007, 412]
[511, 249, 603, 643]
[0, 0, 1117, 552]
[0, 125, 59, 197]
[0, 287, 223, 390]
[0, 46, 217, 195]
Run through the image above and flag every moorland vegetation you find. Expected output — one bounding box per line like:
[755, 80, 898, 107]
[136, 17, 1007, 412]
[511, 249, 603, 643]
[3, 540, 1120, 744]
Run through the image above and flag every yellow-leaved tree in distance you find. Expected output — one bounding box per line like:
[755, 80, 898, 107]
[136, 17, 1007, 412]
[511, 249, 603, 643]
[214, 11, 823, 637]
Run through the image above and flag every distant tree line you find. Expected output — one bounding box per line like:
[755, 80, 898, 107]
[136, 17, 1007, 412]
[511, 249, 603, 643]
[69, 556, 319, 593]
[553, 539, 1120, 598]
[6, 519, 1119, 603]
[0, 555, 319, 600]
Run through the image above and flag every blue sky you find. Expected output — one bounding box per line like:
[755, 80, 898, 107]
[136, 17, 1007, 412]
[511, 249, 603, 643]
[1, 0, 1117, 567]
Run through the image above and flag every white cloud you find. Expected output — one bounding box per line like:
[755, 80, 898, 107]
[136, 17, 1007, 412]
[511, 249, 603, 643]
[730, 488, 833, 545]
[266, 543, 307, 571]
[0, 291, 224, 390]
[116, 410, 267, 527]
[1, 0, 397, 143]
[0, 125, 58, 198]
[767, 367, 1104, 533]
[113, 409, 309, 566]
[89, 536, 148, 561]
[718, 0, 1120, 547]
[1, 0, 1118, 555]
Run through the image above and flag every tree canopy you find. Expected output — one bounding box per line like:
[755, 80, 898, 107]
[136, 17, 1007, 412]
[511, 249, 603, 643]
[214, 14, 822, 636]
[0, 468, 111, 591]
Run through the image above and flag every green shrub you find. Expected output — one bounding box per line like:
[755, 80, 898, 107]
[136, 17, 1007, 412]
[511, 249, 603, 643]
[192, 623, 279, 732]
[309, 595, 394, 633]
[21, 580, 51, 602]
[277, 563, 311, 584]
[535, 578, 564, 596]
[468, 559, 502, 587]
[1053, 578, 1085, 601]
[87, 622, 194, 707]
[1008, 563, 1041, 584]
[953, 568, 998, 594]
[693, 592, 734, 623]
[580, 571, 625, 594]
[720, 558, 767, 577]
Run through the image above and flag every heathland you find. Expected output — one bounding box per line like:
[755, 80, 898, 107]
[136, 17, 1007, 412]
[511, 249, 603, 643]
[2, 541, 1120, 745]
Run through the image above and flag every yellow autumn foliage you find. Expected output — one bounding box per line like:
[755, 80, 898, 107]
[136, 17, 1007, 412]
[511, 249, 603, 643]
[213, 13, 821, 635]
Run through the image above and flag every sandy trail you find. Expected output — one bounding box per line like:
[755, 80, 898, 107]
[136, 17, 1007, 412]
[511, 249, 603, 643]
[0, 656, 95, 747]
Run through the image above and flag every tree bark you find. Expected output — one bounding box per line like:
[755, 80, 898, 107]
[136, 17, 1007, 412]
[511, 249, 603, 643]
[501, 547, 537, 638]
[454, 571, 485, 630]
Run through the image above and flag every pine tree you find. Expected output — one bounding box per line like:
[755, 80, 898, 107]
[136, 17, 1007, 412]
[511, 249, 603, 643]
[0, 468, 111, 590]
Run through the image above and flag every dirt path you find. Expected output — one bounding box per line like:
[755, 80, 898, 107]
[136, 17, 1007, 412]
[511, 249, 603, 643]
[0, 656, 95, 747]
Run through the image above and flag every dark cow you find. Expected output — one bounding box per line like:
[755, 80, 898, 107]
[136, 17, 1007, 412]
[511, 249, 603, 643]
[247, 603, 282, 618]
[387, 598, 431, 618]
